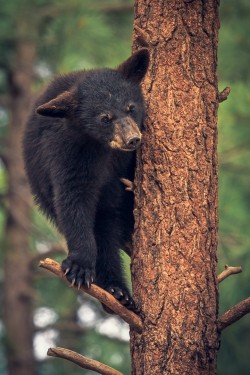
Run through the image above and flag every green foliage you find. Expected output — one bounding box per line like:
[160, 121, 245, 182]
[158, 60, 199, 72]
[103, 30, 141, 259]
[219, 0, 250, 82]
[218, 82, 250, 375]
[218, 2, 250, 373]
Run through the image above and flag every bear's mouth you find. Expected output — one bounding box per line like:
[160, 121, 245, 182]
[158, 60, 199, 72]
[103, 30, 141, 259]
[110, 139, 141, 152]
[110, 120, 142, 151]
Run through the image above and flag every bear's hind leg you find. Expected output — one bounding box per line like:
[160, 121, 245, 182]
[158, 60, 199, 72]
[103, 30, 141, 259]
[94, 212, 136, 312]
[95, 248, 136, 312]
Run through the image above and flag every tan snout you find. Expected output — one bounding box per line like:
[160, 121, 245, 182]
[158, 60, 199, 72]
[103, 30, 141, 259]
[110, 117, 142, 151]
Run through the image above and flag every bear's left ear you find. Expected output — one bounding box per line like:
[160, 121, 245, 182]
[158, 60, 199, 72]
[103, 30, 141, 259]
[117, 49, 149, 84]
[36, 90, 77, 118]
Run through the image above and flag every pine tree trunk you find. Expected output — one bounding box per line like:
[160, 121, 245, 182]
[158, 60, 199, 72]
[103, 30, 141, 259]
[131, 1, 219, 374]
[3, 22, 36, 375]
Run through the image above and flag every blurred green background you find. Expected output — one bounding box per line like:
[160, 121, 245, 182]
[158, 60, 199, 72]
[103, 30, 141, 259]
[0, 0, 249, 374]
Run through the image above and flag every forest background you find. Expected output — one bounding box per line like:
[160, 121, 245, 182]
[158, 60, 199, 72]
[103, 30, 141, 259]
[0, 0, 249, 374]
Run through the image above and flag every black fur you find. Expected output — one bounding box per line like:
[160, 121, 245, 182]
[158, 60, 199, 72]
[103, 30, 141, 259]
[23, 49, 149, 311]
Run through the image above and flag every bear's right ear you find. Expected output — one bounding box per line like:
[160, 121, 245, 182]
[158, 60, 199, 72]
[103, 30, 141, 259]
[36, 90, 77, 118]
[117, 49, 149, 84]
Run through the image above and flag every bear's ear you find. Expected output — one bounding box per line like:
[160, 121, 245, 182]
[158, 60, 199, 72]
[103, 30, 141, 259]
[36, 90, 77, 118]
[117, 49, 149, 83]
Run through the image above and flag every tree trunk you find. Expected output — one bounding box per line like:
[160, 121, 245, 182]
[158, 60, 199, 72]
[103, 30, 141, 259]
[131, 1, 219, 374]
[3, 21, 36, 375]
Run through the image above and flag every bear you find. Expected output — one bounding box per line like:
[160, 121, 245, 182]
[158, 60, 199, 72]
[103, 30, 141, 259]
[23, 49, 149, 311]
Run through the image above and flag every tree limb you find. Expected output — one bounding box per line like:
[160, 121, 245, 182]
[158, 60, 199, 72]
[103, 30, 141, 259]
[218, 264, 242, 283]
[218, 86, 231, 103]
[48, 347, 124, 375]
[39, 258, 143, 333]
[218, 297, 250, 331]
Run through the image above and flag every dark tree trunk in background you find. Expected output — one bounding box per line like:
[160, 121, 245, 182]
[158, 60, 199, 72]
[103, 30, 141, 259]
[131, 1, 220, 374]
[3, 21, 36, 375]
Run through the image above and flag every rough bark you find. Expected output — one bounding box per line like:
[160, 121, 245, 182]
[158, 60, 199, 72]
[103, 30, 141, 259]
[131, 1, 219, 374]
[3, 21, 36, 375]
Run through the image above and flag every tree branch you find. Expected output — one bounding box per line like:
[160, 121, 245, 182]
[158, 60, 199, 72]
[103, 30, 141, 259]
[39, 258, 143, 332]
[218, 297, 250, 331]
[218, 264, 242, 283]
[218, 86, 231, 103]
[48, 347, 124, 375]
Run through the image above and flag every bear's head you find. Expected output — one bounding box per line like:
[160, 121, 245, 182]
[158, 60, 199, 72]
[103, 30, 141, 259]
[36, 49, 149, 152]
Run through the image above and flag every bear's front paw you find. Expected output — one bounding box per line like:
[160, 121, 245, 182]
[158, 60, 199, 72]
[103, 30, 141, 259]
[61, 257, 95, 289]
[106, 286, 136, 311]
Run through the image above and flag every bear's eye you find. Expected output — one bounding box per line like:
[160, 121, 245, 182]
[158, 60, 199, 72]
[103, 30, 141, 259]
[100, 113, 113, 124]
[126, 103, 136, 113]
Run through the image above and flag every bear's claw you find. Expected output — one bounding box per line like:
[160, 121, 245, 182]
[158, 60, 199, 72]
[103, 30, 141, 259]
[106, 286, 136, 311]
[61, 258, 95, 289]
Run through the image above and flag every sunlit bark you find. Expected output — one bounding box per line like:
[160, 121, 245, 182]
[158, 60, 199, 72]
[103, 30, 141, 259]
[131, 1, 220, 374]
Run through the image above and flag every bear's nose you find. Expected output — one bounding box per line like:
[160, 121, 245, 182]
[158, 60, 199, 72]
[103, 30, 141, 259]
[126, 136, 141, 150]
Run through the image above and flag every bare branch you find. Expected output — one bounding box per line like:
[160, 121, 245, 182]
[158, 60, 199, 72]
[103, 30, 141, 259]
[48, 347, 124, 375]
[218, 264, 242, 283]
[218, 86, 231, 103]
[39, 258, 143, 332]
[218, 297, 250, 331]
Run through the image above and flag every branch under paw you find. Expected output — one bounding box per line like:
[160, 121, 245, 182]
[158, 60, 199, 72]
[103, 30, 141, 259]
[39, 258, 143, 333]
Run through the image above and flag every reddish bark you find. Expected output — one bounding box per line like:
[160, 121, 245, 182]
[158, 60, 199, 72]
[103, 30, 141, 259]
[131, 1, 220, 374]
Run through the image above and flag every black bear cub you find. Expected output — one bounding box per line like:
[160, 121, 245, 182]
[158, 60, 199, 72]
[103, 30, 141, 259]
[23, 49, 149, 311]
